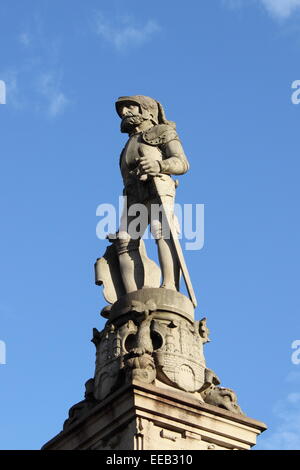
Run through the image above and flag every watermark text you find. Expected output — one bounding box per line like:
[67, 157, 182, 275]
[0, 80, 6, 104]
[0, 340, 6, 365]
[291, 80, 300, 105]
[96, 197, 204, 251]
[291, 340, 300, 365]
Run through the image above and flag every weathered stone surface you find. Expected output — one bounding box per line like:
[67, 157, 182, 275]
[110, 287, 194, 321]
[90, 288, 211, 401]
[42, 381, 267, 450]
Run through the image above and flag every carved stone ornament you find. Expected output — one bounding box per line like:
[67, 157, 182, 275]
[95, 238, 161, 305]
[91, 287, 211, 401]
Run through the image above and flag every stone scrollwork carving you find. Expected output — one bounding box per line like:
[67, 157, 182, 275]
[90, 295, 244, 416]
[91, 298, 216, 400]
[201, 385, 244, 415]
[63, 379, 97, 431]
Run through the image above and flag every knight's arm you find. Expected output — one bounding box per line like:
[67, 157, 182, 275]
[158, 138, 190, 175]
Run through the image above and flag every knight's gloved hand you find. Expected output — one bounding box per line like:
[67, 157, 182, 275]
[129, 166, 147, 181]
[139, 156, 160, 176]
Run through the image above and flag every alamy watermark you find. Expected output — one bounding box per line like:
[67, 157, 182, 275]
[291, 80, 300, 105]
[0, 340, 6, 365]
[291, 340, 300, 365]
[96, 197, 204, 251]
[0, 80, 6, 104]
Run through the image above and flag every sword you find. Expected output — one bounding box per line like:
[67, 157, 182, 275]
[151, 175, 198, 308]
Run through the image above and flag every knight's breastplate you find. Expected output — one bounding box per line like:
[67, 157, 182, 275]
[121, 133, 174, 202]
[122, 133, 162, 172]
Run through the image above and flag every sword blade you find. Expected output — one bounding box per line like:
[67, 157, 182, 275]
[152, 176, 197, 308]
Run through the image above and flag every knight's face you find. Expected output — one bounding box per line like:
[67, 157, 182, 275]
[119, 104, 140, 118]
[120, 102, 145, 133]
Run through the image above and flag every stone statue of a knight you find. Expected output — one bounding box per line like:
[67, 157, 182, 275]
[43, 95, 267, 451]
[95, 95, 197, 308]
[62, 96, 244, 430]
[115, 95, 189, 294]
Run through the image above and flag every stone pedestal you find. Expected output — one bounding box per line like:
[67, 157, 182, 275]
[42, 381, 266, 450]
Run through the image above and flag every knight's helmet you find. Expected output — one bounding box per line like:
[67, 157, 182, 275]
[115, 95, 176, 128]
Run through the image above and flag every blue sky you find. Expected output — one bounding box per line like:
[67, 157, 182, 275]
[0, 0, 300, 450]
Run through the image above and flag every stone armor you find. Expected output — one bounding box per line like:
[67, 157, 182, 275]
[119, 123, 189, 203]
[117, 123, 189, 246]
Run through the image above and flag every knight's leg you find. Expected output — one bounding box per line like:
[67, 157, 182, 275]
[150, 197, 180, 290]
[116, 201, 148, 293]
[117, 235, 144, 293]
[156, 238, 179, 290]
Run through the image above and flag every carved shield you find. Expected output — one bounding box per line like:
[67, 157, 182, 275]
[152, 318, 206, 393]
